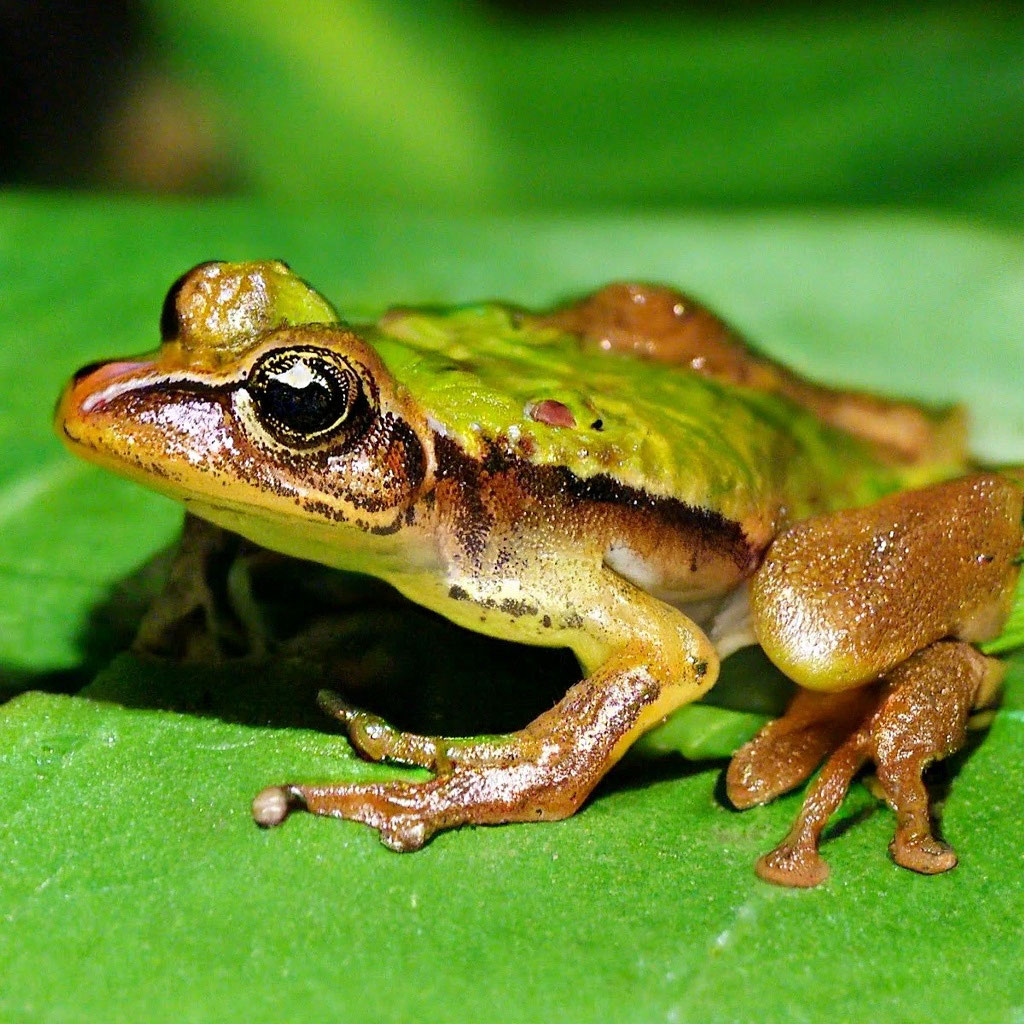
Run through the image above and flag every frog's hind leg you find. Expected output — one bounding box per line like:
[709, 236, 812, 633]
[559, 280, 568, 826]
[745, 473, 1021, 885]
[872, 643, 1003, 874]
[726, 686, 878, 810]
[755, 640, 1003, 887]
[252, 570, 719, 851]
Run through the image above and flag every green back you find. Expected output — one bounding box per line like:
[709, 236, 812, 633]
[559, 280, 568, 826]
[372, 303, 959, 526]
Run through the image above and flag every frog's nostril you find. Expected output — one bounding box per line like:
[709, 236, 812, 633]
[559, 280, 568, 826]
[72, 360, 109, 384]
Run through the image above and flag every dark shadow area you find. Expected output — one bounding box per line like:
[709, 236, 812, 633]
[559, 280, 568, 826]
[4, 531, 1000, 825]
[64, 542, 581, 738]
[0, 0, 143, 187]
[2, 533, 769, 803]
[603, 750, 724, 799]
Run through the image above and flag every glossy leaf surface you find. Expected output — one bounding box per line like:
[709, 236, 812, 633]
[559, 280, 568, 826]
[1, 195, 1023, 1023]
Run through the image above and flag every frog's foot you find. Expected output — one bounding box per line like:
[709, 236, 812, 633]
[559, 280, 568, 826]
[317, 690, 516, 773]
[256, 652, 677, 849]
[254, 574, 720, 850]
[726, 686, 878, 810]
[254, 761, 575, 851]
[755, 641, 1000, 887]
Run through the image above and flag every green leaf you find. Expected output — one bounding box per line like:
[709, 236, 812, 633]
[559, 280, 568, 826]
[141, 1, 1024, 225]
[2, 194, 1023, 1022]
[982, 556, 1024, 656]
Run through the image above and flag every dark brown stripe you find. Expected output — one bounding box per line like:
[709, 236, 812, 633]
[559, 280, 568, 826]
[434, 433, 756, 572]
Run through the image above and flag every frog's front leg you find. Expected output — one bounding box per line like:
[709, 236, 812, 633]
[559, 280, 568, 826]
[737, 473, 1022, 886]
[133, 512, 267, 660]
[252, 568, 719, 850]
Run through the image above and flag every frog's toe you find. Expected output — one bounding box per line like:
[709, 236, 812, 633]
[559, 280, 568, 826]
[755, 841, 830, 888]
[378, 815, 431, 852]
[252, 785, 305, 828]
[317, 689, 397, 761]
[890, 832, 958, 875]
[317, 690, 448, 771]
[317, 689, 523, 773]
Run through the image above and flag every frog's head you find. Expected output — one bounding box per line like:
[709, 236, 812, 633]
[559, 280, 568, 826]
[57, 261, 434, 555]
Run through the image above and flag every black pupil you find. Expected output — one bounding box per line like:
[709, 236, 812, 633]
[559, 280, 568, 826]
[254, 355, 348, 437]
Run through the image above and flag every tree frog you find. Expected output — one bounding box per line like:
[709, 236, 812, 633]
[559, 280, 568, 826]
[56, 260, 1024, 887]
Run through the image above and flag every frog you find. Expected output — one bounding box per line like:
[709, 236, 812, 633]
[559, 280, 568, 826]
[55, 259, 1024, 887]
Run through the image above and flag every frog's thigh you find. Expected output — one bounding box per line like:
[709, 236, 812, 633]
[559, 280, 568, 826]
[756, 641, 1003, 887]
[252, 569, 719, 850]
[750, 474, 1023, 691]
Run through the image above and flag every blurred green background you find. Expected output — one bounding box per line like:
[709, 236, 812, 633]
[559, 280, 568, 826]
[4, 0, 1024, 223]
[3, 4, 1024, 1023]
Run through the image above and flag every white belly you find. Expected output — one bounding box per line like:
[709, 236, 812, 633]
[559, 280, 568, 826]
[604, 543, 757, 658]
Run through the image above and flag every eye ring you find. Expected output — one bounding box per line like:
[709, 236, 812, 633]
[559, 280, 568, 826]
[246, 346, 361, 447]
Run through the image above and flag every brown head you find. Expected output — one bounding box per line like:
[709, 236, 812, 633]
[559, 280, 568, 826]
[56, 261, 435, 559]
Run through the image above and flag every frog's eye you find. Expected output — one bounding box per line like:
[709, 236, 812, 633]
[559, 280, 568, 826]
[246, 347, 361, 447]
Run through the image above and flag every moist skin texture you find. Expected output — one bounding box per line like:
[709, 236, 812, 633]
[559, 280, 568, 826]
[57, 260, 1023, 886]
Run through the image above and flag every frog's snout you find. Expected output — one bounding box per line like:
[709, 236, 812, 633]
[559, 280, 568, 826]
[55, 358, 158, 449]
[58, 358, 153, 416]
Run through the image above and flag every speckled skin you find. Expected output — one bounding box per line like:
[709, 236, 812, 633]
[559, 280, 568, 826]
[56, 261, 1023, 886]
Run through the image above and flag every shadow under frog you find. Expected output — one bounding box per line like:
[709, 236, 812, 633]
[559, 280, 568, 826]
[61, 523, 976, 851]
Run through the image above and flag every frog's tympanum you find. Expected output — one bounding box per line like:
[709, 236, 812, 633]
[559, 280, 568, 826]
[56, 261, 1024, 887]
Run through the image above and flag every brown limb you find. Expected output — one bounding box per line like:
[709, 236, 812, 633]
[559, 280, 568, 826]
[253, 624, 713, 849]
[754, 641, 999, 887]
[726, 686, 878, 810]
